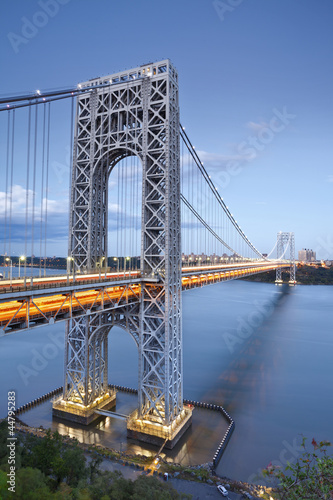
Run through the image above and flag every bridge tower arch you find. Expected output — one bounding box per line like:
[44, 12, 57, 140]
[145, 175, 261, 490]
[275, 231, 296, 284]
[54, 60, 192, 447]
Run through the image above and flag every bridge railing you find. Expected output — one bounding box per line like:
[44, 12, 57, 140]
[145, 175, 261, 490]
[0, 272, 143, 294]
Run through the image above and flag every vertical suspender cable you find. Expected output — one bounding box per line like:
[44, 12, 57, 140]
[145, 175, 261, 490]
[31, 104, 38, 275]
[181, 136, 184, 266]
[116, 160, 120, 272]
[44, 102, 51, 276]
[122, 157, 126, 272]
[136, 155, 139, 271]
[8, 110, 15, 263]
[3, 111, 11, 265]
[129, 154, 133, 271]
[25, 105, 31, 276]
[121, 157, 124, 272]
[39, 104, 46, 276]
[68, 96, 74, 267]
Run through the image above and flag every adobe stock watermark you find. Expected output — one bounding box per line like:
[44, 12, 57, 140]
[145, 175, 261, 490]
[52, 145, 71, 184]
[315, 235, 333, 261]
[7, 0, 71, 54]
[214, 107, 296, 192]
[17, 330, 64, 386]
[213, 0, 245, 22]
[247, 435, 304, 486]
[223, 297, 275, 353]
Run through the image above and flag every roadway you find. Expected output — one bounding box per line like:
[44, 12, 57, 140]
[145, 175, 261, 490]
[0, 261, 290, 335]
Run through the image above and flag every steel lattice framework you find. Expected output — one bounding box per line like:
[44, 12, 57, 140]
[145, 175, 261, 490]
[64, 60, 182, 427]
[276, 231, 296, 283]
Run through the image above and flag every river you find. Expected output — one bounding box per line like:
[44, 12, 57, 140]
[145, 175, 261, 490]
[0, 277, 332, 484]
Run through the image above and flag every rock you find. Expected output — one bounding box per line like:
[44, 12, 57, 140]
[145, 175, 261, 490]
[191, 472, 196, 477]
[197, 475, 202, 481]
[174, 472, 180, 477]
[225, 483, 230, 489]
[207, 479, 213, 485]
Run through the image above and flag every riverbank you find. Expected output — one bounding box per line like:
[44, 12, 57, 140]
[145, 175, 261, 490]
[242, 264, 333, 285]
[10, 419, 273, 499]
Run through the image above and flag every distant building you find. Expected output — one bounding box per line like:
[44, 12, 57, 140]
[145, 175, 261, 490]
[298, 248, 316, 262]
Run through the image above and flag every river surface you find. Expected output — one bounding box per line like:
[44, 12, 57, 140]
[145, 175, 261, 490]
[0, 277, 332, 484]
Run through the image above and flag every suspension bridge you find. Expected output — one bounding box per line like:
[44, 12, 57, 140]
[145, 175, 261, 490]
[0, 60, 295, 448]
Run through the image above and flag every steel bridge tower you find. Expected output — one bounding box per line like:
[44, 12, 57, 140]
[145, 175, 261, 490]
[53, 60, 192, 447]
[275, 231, 296, 285]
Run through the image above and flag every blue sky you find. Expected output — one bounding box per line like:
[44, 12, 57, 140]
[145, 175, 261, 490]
[0, 0, 332, 259]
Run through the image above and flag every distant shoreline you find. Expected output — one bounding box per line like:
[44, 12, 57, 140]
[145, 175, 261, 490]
[242, 264, 333, 285]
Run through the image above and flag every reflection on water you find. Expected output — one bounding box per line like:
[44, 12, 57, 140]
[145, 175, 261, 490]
[21, 393, 229, 465]
[1, 281, 332, 480]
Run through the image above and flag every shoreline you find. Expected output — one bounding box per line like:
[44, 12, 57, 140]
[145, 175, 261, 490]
[9, 418, 274, 499]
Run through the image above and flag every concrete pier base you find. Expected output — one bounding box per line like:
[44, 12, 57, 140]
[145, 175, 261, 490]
[52, 391, 116, 425]
[127, 406, 193, 449]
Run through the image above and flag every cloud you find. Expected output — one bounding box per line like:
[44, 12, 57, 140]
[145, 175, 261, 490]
[0, 185, 68, 221]
[246, 121, 270, 132]
[182, 150, 246, 175]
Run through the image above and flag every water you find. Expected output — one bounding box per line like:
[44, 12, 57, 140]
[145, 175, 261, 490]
[0, 265, 63, 280]
[1, 280, 332, 483]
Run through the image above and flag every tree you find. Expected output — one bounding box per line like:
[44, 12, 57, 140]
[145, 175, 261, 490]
[132, 475, 188, 500]
[15, 467, 54, 499]
[21, 429, 87, 488]
[263, 438, 333, 499]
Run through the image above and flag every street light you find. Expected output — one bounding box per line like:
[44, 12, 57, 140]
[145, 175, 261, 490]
[5, 257, 12, 286]
[67, 256, 73, 284]
[99, 257, 105, 280]
[125, 256, 130, 276]
[19, 255, 25, 278]
[113, 257, 119, 275]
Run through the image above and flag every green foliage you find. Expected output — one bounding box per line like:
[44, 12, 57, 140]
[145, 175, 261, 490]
[131, 475, 184, 500]
[0, 420, 23, 469]
[0, 469, 12, 499]
[21, 429, 87, 488]
[15, 467, 54, 499]
[263, 438, 333, 499]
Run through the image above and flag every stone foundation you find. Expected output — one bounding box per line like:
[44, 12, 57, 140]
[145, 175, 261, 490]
[127, 406, 193, 449]
[52, 391, 116, 425]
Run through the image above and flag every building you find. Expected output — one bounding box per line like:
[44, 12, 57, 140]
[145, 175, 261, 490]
[298, 248, 316, 262]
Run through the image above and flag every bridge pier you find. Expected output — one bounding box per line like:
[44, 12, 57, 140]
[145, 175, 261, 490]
[127, 406, 192, 449]
[52, 391, 116, 426]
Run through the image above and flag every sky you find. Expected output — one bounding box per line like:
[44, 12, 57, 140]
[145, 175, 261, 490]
[0, 0, 332, 259]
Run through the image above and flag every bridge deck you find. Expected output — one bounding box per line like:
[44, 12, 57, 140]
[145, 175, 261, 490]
[0, 262, 289, 336]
